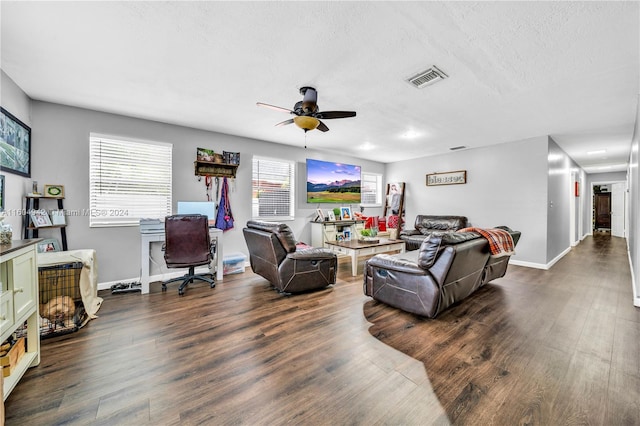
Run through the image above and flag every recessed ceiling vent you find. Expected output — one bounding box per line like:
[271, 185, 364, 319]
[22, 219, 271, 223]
[450, 145, 466, 151]
[407, 66, 448, 88]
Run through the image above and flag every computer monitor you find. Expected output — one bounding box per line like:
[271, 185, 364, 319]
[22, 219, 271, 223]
[177, 201, 216, 225]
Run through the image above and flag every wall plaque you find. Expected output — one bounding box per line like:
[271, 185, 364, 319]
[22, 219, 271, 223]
[426, 170, 467, 186]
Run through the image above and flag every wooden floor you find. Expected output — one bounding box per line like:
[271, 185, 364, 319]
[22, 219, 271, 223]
[4, 233, 639, 425]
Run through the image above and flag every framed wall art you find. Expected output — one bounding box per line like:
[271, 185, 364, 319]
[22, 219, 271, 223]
[0, 174, 4, 211]
[0, 107, 31, 177]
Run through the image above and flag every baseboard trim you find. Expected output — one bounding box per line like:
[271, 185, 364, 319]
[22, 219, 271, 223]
[97, 265, 217, 292]
[628, 249, 640, 308]
[509, 246, 571, 271]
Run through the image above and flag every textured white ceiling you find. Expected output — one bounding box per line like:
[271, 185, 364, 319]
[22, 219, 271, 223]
[1, 1, 638, 173]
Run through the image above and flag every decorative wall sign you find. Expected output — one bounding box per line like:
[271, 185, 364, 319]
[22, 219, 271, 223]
[426, 170, 467, 186]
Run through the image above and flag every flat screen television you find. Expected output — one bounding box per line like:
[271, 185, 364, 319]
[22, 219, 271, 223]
[306, 158, 361, 203]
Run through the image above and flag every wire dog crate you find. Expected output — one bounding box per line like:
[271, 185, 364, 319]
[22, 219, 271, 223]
[38, 262, 87, 339]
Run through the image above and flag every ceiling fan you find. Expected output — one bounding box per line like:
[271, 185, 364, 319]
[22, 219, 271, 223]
[257, 86, 356, 132]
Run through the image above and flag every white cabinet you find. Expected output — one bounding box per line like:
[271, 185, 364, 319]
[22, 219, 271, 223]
[1, 239, 41, 401]
[310, 220, 365, 248]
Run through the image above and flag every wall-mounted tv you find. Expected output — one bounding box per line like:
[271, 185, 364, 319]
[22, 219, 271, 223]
[306, 158, 361, 203]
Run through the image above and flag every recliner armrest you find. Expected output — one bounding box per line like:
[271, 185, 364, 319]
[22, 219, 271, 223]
[400, 229, 421, 237]
[287, 248, 336, 261]
[365, 253, 427, 275]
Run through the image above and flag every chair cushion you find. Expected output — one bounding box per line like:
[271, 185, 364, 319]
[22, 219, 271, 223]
[246, 220, 297, 253]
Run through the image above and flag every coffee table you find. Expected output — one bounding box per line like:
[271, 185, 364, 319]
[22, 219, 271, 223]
[325, 238, 405, 276]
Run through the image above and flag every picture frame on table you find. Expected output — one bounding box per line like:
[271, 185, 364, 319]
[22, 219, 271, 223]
[30, 210, 52, 227]
[43, 184, 65, 198]
[37, 238, 61, 253]
[50, 210, 66, 225]
[327, 210, 336, 221]
[0, 107, 31, 178]
[315, 208, 325, 222]
[340, 206, 352, 220]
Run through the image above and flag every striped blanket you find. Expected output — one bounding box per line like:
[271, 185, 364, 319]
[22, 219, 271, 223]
[458, 227, 515, 257]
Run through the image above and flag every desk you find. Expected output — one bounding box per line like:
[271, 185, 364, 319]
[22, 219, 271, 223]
[325, 238, 405, 276]
[140, 228, 223, 294]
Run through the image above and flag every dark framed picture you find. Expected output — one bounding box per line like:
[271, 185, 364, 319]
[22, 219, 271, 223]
[0, 175, 4, 211]
[0, 107, 31, 177]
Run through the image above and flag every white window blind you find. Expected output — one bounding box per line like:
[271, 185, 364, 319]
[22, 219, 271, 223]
[252, 156, 295, 220]
[361, 172, 382, 206]
[89, 134, 172, 227]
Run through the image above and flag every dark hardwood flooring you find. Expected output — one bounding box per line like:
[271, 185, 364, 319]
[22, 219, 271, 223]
[4, 233, 639, 425]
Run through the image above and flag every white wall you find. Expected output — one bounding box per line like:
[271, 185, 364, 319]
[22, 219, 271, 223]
[386, 136, 549, 266]
[628, 95, 640, 306]
[25, 101, 385, 283]
[1, 70, 32, 234]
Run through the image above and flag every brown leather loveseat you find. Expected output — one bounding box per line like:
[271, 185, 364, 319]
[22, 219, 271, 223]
[399, 215, 469, 251]
[364, 226, 521, 318]
[243, 220, 337, 293]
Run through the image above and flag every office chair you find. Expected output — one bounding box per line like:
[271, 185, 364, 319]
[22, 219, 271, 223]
[162, 214, 215, 295]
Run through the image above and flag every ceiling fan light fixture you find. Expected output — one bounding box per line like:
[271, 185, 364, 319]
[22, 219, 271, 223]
[293, 116, 320, 131]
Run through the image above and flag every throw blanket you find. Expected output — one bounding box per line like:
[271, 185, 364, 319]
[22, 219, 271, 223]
[458, 227, 515, 257]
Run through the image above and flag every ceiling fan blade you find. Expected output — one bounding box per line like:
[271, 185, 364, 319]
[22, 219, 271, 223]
[257, 102, 294, 114]
[316, 111, 357, 119]
[317, 120, 329, 132]
[275, 118, 295, 127]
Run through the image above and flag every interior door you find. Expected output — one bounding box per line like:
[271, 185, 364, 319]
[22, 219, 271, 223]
[594, 193, 611, 230]
[611, 183, 625, 237]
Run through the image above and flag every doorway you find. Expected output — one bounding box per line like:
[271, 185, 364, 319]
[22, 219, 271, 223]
[594, 192, 611, 231]
[592, 181, 626, 237]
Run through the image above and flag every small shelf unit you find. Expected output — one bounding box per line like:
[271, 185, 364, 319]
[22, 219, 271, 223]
[194, 161, 239, 178]
[23, 196, 68, 251]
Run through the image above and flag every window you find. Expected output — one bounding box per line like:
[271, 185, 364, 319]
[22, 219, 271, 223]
[361, 172, 382, 206]
[89, 134, 172, 227]
[252, 156, 295, 220]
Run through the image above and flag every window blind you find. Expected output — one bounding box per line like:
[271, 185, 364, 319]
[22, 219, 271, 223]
[252, 156, 295, 220]
[361, 172, 382, 206]
[89, 135, 172, 227]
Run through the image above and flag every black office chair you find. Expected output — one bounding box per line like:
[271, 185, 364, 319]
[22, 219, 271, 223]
[162, 214, 215, 295]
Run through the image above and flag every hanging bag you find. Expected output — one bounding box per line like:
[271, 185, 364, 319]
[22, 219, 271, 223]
[215, 177, 235, 231]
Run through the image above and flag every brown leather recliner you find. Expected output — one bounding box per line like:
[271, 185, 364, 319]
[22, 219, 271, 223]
[243, 220, 337, 293]
[364, 227, 521, 318]
[399, 215, 469, 251]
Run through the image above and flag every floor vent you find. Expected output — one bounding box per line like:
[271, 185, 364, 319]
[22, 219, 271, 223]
[407, 66, 448, 88]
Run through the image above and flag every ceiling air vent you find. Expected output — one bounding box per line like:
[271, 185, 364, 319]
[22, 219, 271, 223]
[407, 66, 448, 88]
[450, 145, 466, 151]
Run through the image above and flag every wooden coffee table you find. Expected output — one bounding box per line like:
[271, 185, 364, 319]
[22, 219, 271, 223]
[325, 238, 405, 276]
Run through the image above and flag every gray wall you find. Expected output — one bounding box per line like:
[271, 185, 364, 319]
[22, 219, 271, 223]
[546, 137, 579, 263]
[1, 70, 32, 234]
[629, 95, 640, 306]
[385, 136, 549, 266]
[27, 101, 385, 283]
